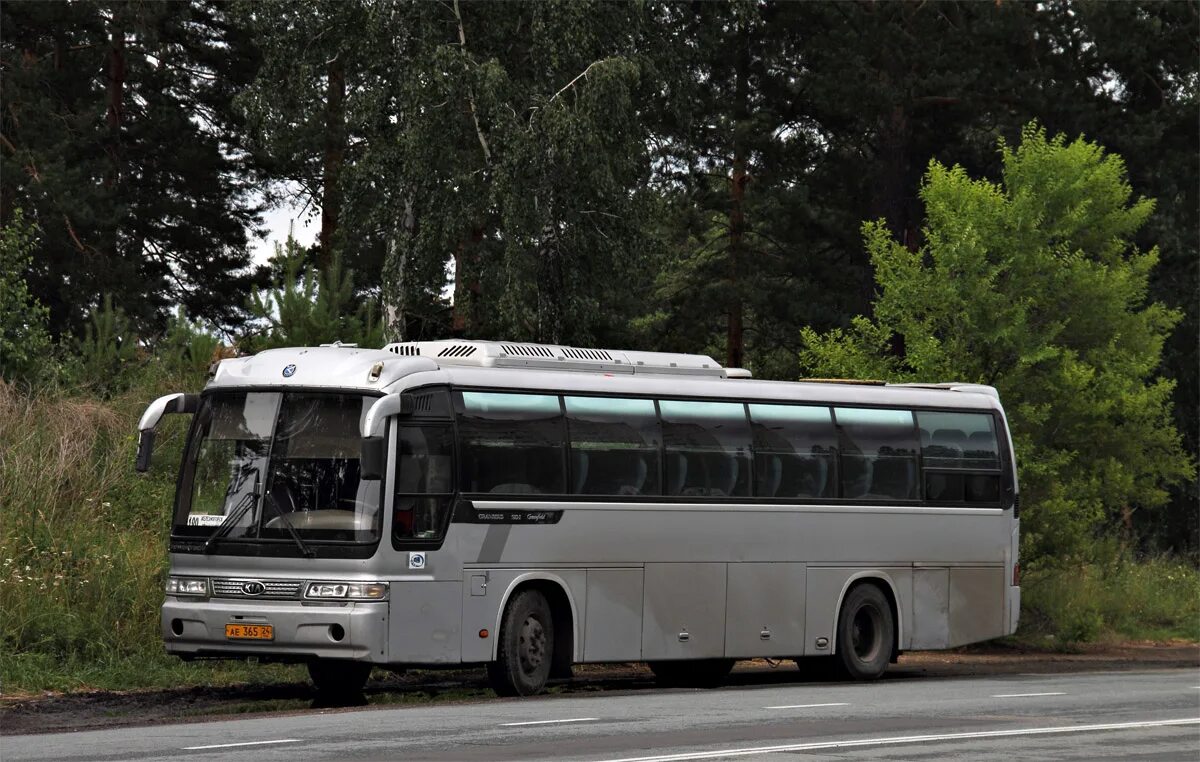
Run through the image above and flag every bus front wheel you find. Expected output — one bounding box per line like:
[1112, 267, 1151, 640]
[835, 583, 894, 680]
[488, 589, 555, 696]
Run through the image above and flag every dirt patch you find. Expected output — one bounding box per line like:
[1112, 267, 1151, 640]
[2, 643, 1196, 736]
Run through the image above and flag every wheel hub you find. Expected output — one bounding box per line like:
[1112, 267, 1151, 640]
[518, 615, 546, 673]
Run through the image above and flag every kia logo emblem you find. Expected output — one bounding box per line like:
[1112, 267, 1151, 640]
[282, 364, 296, 377]
[242, 581, 266, 596]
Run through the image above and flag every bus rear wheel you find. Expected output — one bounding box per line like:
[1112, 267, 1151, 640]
[835, 583, 893, 680]
[307, 659, 371, 697]
[648, 658, 734, 688]
[488, 589, 555, 696]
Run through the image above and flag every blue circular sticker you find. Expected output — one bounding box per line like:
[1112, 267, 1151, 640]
[282, 364, 296, 377]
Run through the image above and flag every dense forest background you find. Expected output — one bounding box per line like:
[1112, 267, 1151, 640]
[1, 0, 1198, 692]
[2, 2, 1197, 552]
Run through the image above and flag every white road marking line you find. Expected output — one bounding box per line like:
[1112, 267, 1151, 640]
[991, 691, 1067, 698]
[591, 718, 1200, 762]
[501, 717, 600, 727]
[183, 739, 301, 751]
[764, 702, 850, 710]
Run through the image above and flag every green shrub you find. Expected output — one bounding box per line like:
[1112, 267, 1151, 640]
[0, 209, 53, 385]
[1020, 555, 1200, 647]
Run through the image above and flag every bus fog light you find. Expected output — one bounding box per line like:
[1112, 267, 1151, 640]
[305, 581, 389, 600]
[166, 576, 209, 597]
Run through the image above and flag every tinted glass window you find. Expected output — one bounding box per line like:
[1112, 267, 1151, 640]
[393, 425, 455, 541]
[834, 407, 918, 500]
[924, 472, 1001, 504]
[565, 396, 660, 496]
[748, 404, 836, 498]
[660, 400, 751, 497]
[917, 411, 1000, 470]
[261, 393, 381, 541]
[456, 392, 565, 494]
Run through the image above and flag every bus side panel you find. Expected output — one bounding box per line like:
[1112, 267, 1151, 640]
[910, 567, 949, 649]
[642, 563, 727, 660]
[948, 566, 1006, 647]
[388, 580, 462, 663]
[724, 563, 806, 658]
[584, 568, 645, 662]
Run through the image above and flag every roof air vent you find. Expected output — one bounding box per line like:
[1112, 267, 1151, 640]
[437, 345, 477, 358]
[562, 347, 613, 361]
[387, 344, 421, 356]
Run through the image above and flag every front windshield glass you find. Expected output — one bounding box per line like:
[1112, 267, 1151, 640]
[174, 391, 382, 546]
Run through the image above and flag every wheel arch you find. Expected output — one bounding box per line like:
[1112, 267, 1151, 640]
[490, 572, 581, 664]
[829, 571, 902, 659]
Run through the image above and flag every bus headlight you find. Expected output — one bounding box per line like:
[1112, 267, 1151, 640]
[304, 581, 389, 601]
[166, 576, 209, 597]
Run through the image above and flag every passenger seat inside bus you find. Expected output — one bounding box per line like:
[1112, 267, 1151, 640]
[757, 455, 783, 497]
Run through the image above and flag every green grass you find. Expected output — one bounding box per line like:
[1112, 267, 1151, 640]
[0, 651, 306, 696]
[1019, 555, 1200, 647]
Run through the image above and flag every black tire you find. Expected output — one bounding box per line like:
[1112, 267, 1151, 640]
[307, 659, 372, 697]
[648, 658, 734, 688]
[487, 589, 555, 696]
[834, 583, 894, 680]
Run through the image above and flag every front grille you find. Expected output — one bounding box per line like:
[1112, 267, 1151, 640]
[210, 578, 304, 600]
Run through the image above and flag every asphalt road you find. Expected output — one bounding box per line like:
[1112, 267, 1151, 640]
[3, 667, 1198, 761]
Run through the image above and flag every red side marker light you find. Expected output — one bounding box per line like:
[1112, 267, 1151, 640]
[479, 629, 489, 639]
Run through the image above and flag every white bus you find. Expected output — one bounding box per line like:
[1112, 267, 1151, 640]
[137, 339, 1020, 696]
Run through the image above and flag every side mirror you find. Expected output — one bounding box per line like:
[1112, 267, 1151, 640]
[136, 393, 199, 472]
[136, 430, 156, 472]
[361, 436, 386, 480]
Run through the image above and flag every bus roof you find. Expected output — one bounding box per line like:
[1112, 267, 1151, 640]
[205, 340, 1001, 411]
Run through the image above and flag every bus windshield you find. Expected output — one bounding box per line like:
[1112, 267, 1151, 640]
[173, 391, 382, 548]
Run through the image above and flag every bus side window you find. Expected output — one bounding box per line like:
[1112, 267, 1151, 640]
[564, 396, 660, 496]
[834, 407, 919, 501]
[917, 411, 1002, 506]
[393, 425, 455, 542]
[455, 392, 566, 495]
[660, 400, 752, 498]
[748, 404, 837, 499]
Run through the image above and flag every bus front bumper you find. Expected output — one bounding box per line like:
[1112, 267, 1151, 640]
[162, 597, 388, 663]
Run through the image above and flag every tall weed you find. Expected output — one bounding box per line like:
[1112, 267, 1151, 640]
[0, 369, 196, 667]
[1021, 554, 1200, 646]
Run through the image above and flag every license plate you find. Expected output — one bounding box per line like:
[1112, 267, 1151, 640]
[225, 623, 273, 640]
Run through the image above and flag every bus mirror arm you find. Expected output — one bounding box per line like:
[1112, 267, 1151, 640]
[359, 394, 415, 480]
[361, 393, 415, 439]
[135, 393, 199, 473]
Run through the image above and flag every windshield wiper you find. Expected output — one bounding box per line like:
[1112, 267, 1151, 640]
[204, 491, 258, 554]
[263, 492, 316, 559]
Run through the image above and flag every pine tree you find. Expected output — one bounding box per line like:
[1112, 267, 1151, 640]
[1, 0, 266, 337]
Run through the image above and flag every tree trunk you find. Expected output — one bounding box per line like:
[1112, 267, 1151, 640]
[105, 18, 125, 189]
[451, 225, 485, 335]
[726, 22, 750, 370]
[382, 194, 417, 342]
[318, 54, 346, 270]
